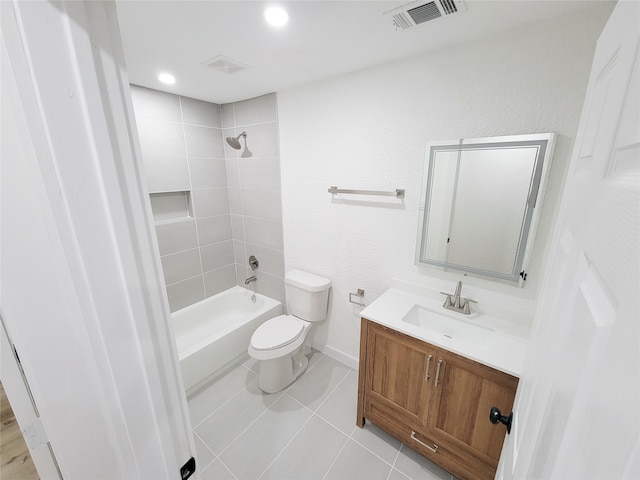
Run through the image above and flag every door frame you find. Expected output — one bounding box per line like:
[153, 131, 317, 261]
[1, 1, 194, 478]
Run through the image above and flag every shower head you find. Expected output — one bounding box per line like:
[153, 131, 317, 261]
[226, 131, 247, 150]
[225, 131, 252, 157]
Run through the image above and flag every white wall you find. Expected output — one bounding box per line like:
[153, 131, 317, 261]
[278, 5, 612, 364]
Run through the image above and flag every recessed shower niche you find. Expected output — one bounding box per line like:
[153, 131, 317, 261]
[149, 191, 193, 223]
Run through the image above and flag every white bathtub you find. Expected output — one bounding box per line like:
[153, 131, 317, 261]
[171, 286, 282, 392]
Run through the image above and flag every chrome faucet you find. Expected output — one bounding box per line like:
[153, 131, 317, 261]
[244, 276, 257, 285]
[440, 281, 477, 315]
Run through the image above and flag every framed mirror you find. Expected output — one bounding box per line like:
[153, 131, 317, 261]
[416, 133, 556, 285]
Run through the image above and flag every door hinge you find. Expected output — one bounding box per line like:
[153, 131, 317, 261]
[22, 417, 47, 449]
[520, 270, 527, 281]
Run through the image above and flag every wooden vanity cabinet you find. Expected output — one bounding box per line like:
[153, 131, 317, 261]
[357, 318, 518, 480]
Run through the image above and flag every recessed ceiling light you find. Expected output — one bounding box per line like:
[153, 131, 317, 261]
[264, 6, 289, 27]
[158, 73, 176, 85]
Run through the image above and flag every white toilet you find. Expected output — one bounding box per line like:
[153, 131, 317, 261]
[248, 270, 331, 393]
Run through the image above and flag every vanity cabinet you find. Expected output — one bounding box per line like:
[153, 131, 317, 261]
[357, 319, 518, 480]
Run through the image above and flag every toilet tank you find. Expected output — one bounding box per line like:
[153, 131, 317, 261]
[285, 270, 331, 322]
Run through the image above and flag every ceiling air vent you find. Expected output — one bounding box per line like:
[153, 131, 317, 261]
[201, 55, 249, 74]
[385, 0, 465, 30]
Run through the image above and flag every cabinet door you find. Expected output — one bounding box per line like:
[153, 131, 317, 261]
[364, 322, 436, 431]
[428, 349, 518, 467]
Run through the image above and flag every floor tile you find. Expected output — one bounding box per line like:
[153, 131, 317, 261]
[241, 355, 260, 374]
[287, 355, 351, 411]
[260, 415, 349, 480]
[193, 433, 216, 471]
[219, 395, 313, 480]
[388, 467, 412, 480]
[200, 459, 237, 480]
[305, 348, 324, 369]
[188, 363, 257, 426]
[350, 421, 402, 465]
[325, 439, 392, 480]
[316, 369, 358, 435]
[393, 444, 452, 480]
[195, 380, 283, 454]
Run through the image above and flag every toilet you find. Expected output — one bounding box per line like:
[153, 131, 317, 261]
[248, 270, 331, 393]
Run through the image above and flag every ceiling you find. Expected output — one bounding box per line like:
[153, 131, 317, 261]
[116, 0, 600, 104]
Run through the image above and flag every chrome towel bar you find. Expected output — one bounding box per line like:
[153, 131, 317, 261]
[328, 186, 405, 198]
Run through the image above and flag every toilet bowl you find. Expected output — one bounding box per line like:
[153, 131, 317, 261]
[248, 270, 330, 393]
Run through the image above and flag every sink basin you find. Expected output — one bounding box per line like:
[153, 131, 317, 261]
[401, 305, 495, 347]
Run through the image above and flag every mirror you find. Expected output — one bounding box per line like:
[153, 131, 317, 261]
[416, 133, 556, 285]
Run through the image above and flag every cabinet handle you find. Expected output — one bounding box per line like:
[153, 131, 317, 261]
[425, 355, 433, 381]
[410, 431, 438, 453]
[434, 359, 443, 386]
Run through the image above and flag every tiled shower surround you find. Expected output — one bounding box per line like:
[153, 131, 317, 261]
[131, 86, 285, 311]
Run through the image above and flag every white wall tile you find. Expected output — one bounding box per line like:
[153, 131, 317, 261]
[184, 125, 224, 158]
[233, 240, 247, 265]
[230, 214, 244, 240]
[130, 85, 182, 122]
[192, 188, 230, 218]
[161, 248, 202, 285]
[225, 158, 240, 187]
[233, 94, 277, 126]
[255, 271, 286, 304]
[243, 217, 284, 250]
[235, 265, 249, 286]
[166, 276, 205, 313]
[227, 188, 242, 215]
[188, 158, 228, 189]
[180, 96, 221, 128]
[135, 117, 186, 157]
[200, 241, 235, 273]
[242, 122, 279, 158]
[143, 156, 190, 192]
[238, 158, 281, 190]
[196, 215, 232, 246]
[244, 243, 284, 278]
[204, 265, 237, 297]
[220, 103, 235, 128]
[156, 219, 198, 256]
[240, 189, 282, 221]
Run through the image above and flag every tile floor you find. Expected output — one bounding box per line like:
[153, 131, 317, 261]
[188, 351, 457, 480]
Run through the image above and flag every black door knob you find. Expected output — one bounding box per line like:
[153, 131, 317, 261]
[489, 407, 512, 434]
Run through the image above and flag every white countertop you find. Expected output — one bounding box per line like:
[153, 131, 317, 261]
[360, 288, 529, 377]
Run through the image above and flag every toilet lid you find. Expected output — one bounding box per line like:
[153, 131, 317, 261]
[251, 315, 305, 351]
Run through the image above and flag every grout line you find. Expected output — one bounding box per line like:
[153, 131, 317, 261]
[308, 365, 351, 413]
[189, 367, 260, 430]
[386, 443, 403, 480]
[213, 387, 289, 458]
[165, 273, 203, 288]
[192, 430, 217, 471]
[160, 238, 233, 259]
[214, 457, 239, 480]
[255, 399, 317, 480]
[321, 434, 350, 480]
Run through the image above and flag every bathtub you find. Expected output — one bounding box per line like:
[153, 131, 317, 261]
[171, 286, 282, 392]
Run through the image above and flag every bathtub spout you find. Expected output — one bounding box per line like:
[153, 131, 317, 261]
[245, 276, 257, 285]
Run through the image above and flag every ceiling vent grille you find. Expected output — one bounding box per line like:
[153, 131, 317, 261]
[386, 0, 464, 30]
[201, 55, 249, 74]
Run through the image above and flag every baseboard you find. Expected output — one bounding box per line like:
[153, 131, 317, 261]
[312, 343, 359, 370]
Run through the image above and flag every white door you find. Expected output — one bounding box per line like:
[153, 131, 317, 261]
[497, 1, 640, 478]
[1, 1, 195, 478]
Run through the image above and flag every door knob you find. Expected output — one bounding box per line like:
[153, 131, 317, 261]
[489, 407, 512, 434]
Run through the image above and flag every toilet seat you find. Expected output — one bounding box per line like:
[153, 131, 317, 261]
[251, 315, 305, 351]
